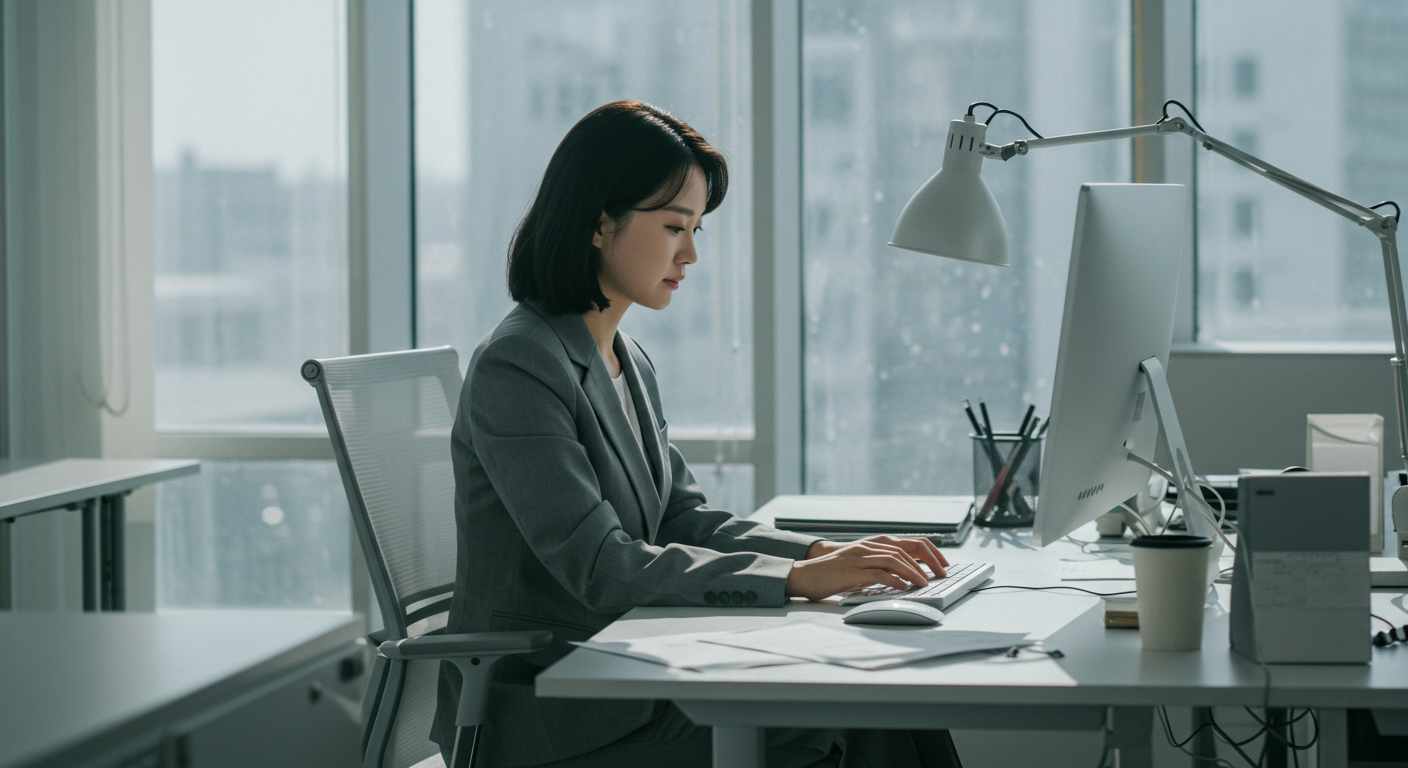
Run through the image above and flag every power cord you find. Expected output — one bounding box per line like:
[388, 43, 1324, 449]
[1370, 200, 1401, 223]
[1372, 612, 1408, 647]
[1156, 705, 1317, 768]
[964, 102, 1045, 138]
[1158, 99, 1206, 131]
[968, 584, 1135, 598]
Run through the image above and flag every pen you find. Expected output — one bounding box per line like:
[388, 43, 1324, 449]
[962, 399, 986, 436]
[987, 418, 1042, 518]
[965, 399, 1006, 476]
[977, 399, 1003, 477]
[1017, 404, 1035, 437]
[1007, 417, 1043, 517]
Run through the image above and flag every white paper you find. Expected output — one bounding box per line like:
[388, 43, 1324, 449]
[571, 631, 809, 672]
[701, 621, 1033, 670]
[1251, 551, 1369, 609]
[1059, 561, 1135, 581]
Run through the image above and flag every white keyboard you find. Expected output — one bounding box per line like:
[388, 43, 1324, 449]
[838, 561, 995, 610]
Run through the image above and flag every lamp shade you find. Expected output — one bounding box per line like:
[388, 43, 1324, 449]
[889, 118, 1010, 267]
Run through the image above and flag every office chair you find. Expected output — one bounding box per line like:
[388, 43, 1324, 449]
[304, 347, 551, 768]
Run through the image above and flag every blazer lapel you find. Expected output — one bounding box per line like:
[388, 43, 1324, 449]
[616, 334, 668, 541]
[534, 305, 660, 536]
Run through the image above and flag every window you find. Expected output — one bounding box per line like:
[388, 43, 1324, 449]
[153, 0, 348, 431]
[151, 0, 351, 610]
[801, 0, 1131, 494]
[413, 0, 755, 507]
[1195, 0, 1408, 341]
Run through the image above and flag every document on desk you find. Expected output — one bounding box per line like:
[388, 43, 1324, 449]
[571, 631, 810, 672]
[701, 621, 1032, 670]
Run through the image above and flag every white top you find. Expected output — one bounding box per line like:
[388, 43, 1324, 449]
[611, 370, 647, 461]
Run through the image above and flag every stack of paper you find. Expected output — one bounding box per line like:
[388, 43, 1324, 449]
[574, 621, 1032, 672]
[571, 631, 808, 672]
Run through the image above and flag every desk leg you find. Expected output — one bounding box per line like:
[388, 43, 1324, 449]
[1111, 707, 1153, 768]
[713, 726, 763, 768]
[1317, 709, 1346, 768]
[1191, 707, 1218, 767]
[81, 498, 100, 611]
[100, 493, 125, 611]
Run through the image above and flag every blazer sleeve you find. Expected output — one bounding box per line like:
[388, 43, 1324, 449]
[468, 331, 797, 612]
[654, 447, 821, 559]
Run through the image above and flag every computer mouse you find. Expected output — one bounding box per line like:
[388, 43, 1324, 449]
[842, 600, 944, 626]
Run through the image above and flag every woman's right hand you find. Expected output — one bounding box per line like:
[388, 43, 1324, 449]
[784, 538, 939, 601]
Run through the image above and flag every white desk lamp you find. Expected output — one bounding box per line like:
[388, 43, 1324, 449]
[891, 100, 1406, 556]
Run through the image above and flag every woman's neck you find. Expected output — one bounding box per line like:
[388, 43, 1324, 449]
[582, 300, 631, 377]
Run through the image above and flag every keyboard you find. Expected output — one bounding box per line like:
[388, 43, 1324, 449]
[837, 561, 995, 610]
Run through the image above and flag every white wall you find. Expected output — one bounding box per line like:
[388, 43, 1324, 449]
[4, 0, 155, 610]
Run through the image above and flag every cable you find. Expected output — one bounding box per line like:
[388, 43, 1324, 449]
[1373, 612, 1397, 630]
[965, 101, 1000, 118]
[1124, 451, 1239, 551]
[982, 108, 1045, 139]
[968, 584, 1136, 597]
[1117, 502, 1155, 537]
[1155, 706, 1241, 768]
[1244, 707, 1319, 753]
[1370, 200, 1402, 224]
[1159, 99, 1206, 131]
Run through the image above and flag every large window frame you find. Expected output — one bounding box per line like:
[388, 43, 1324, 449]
[141, 0, 1183, 608]
[141, 0, 1401, 618]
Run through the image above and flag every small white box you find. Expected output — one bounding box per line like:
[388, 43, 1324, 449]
[1308, 414, 1384, 552]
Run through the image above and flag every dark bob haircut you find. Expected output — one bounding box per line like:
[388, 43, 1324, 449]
[507, 100, 729, 314]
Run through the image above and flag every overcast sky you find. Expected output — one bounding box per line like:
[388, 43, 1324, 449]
[152, 0, 468, 182]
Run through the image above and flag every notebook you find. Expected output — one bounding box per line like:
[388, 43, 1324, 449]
[769, 495, 975, 546]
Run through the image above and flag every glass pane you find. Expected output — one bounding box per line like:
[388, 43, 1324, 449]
[157, 461, 351, 610]
[692, 462, 756, 517]
[413, 0, 753, 435]
[152, 0, 348, 431]
[1195, 0, 1407, 342]
[802, 0, 1131, 494]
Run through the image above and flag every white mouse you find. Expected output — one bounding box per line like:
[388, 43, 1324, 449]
[842, 600, 945, 626]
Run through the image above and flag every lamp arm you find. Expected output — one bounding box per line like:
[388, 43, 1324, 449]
[985, 117, 1407, 468]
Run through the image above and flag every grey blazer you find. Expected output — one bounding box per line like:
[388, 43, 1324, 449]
[432, 301, 818, 767]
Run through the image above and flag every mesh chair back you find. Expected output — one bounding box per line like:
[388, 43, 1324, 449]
[304, 346, 463, 768]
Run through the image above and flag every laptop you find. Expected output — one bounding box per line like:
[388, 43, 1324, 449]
[770, 495, 976, 546]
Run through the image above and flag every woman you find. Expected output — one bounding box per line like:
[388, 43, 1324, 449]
[433, 101, 962, 768]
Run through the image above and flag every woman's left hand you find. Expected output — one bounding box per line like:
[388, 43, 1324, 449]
[805, 535, 950, 577]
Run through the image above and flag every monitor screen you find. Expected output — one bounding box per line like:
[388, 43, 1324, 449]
[1033, 183, 1189, 546]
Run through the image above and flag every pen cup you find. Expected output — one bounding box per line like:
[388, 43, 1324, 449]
[971, 432, 1042, 528]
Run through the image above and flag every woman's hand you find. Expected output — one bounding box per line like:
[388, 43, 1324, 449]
[786, 536, 951, 601]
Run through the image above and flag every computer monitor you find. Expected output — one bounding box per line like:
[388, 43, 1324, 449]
[1032, 183, 1212, 551]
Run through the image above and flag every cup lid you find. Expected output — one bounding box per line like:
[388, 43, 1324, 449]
[1129, 534, 1212, 549]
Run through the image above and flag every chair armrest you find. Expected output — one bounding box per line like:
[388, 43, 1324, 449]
[378, 630, 552, 660]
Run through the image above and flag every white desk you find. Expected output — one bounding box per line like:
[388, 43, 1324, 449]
[0, 459, 200, 610]
[537, 495, 1408, 768]
[0, 611, 365, 768]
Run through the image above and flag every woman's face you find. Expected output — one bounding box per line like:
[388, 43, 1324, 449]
[593, 165, 707, 312]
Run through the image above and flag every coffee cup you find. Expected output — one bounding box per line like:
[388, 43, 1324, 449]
[1130, 534, 1212, 651]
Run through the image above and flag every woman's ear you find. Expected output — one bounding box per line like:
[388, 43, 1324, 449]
[592, 212, 611, 250]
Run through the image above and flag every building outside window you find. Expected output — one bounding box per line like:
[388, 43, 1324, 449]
[151, 0, 351, 610]
[801, 0, 1131, 495]
[1195, 0, 1408, 341]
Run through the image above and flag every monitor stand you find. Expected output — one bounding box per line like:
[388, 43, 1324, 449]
[1135, 356, 1225, 585]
